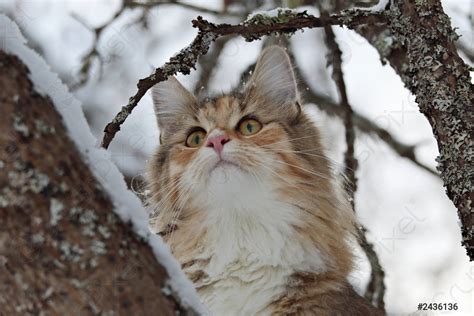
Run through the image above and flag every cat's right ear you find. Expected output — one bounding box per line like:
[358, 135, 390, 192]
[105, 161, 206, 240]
[151, 77, 197, 129]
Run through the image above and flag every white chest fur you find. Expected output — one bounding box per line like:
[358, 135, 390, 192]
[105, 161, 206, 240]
[191, 165, 327, 315]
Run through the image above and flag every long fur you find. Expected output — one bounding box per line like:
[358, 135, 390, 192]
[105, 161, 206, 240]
[147, 46, 384, 315]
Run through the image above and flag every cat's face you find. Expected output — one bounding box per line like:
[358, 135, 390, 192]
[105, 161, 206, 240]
[158, 95, 298, 209]
[148, 46, 331, 233]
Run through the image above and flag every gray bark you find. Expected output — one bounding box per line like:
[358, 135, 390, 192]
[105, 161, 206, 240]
[355, 0, 473, 259]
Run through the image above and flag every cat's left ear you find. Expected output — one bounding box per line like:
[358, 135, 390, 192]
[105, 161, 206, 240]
[151, 76, 197, 130]
[244, 46, 300, 118]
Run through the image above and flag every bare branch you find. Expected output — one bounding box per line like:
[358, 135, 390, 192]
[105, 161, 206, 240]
[124, 0, 239, 16]
[71, 0, 242, 89]
[321, 12, 385, 309]
[358, 227, 386, 308]
[322, 14, 358, 200]
[101, 9, 388, 148]
[101, 30, 217, 148]
[288, 60, 439, 177]
[70, 4, 130, 89]
[192, 10, 386, 40]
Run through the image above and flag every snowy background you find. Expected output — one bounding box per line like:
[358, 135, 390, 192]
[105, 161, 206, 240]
[1, 0, 472, 315]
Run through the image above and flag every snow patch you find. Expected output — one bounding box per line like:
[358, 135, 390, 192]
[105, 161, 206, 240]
[0, 14, 207, 315]
[356, 0, 390, 12]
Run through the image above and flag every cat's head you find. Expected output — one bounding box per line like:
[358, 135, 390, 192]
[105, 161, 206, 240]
[148, 46, 350, 242]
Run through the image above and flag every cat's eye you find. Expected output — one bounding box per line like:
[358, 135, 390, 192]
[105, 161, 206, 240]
[238, 118, 262, 136]
[186, 129, 207, 147]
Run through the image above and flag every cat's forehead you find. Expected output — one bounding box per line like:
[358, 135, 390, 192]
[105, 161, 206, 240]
[196, 95, 244, 128]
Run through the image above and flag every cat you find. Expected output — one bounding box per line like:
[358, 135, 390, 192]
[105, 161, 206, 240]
[147, 45, 384, 315]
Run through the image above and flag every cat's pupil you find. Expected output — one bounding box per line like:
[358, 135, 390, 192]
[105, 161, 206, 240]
[247, 123, 253, 132]
[195, 135, 200, 144]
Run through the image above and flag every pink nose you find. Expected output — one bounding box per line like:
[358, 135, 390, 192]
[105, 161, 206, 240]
[206, 134, 230, 155]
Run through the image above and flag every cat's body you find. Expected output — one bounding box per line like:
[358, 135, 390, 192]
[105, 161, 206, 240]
[147, 46, 383, 315]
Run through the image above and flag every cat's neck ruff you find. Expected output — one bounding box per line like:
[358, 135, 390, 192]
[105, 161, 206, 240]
[197, 162, 326, 268]
[188, 164, 328, 314]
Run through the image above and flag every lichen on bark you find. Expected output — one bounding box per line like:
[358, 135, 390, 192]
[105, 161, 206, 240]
[357, 0, 473, 259]
[0, 50, 192, 315]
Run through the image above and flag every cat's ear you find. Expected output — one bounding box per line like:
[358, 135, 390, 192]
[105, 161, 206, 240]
[245, 46, 299, 114]
[151, 76, 197, 129]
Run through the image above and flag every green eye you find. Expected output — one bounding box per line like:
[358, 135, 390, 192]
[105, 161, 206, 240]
[186, 129, 206, 147]
[238, 118, 262, 136]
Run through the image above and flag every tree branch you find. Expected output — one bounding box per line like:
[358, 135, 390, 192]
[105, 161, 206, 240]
[71, 0, 241, 89]
[358, 227, 386, 308]
[321, 12, 385, 309]
[289, 60, 439, 177]
[192, 9, 386, 40]
[322, 13, 358, 199]
[101, 8, 387, 148]
[101, 30, 217, 148]
[124, 0, 238, 16]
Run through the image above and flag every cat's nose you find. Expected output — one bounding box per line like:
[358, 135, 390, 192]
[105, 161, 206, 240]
[206, 134, 230, 155]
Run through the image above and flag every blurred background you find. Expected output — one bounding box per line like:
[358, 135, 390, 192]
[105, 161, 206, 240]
[0, 0, 472, 314]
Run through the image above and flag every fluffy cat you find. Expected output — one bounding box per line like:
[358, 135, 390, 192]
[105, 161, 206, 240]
[147, 46, 383, 315]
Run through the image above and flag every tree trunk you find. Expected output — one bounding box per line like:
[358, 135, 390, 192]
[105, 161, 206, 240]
[0, 51, 192, 315]
[355, 0, 474, 260]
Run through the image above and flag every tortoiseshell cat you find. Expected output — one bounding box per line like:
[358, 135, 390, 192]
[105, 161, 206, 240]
[147, 46, 383, 315]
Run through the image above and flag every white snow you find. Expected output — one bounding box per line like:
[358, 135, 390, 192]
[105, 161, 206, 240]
[0, 14, 208, 315]
[246, 1, 389, 21]
[356, 0, 390, 12]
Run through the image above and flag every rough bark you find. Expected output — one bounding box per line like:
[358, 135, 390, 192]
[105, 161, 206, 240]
[355, 0, 474, 260]
[0, 51, 192, 314]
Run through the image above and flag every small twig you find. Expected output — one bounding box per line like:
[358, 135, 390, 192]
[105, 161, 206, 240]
[287, 57, 439, 177]
[101, 9, 387, 148]
[70, 4, 130, 89]
[124, 0, 239, 16]
[358, 226, 386, 308]
[322, 11, 385, 309]
[322, 14, 358, 200]
[72, 0, 241, 90]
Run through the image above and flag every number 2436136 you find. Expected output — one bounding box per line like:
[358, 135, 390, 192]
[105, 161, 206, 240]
[418, 303, 458, 311]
